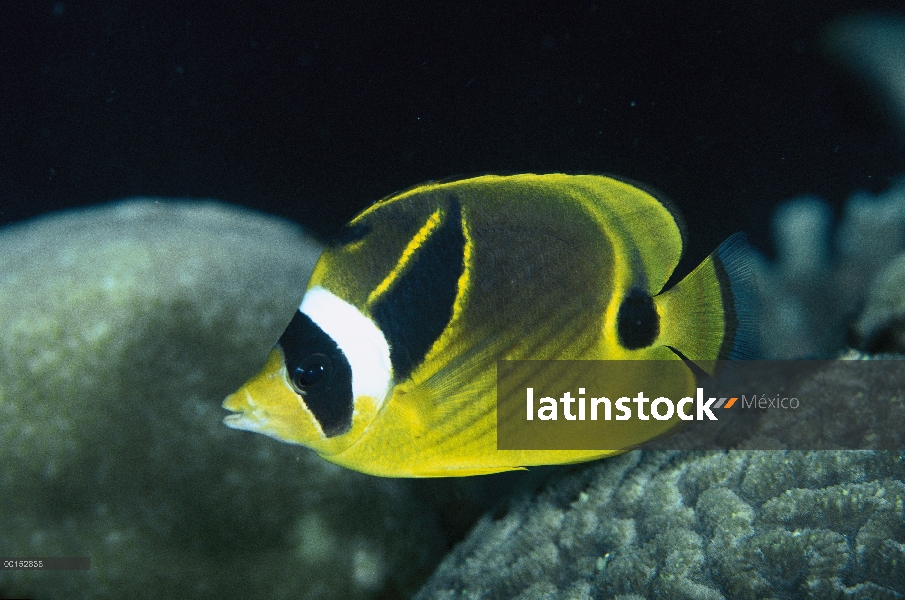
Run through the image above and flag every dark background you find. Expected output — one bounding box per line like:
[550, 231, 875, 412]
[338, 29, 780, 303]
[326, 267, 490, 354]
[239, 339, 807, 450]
[2, 0, 905, 270]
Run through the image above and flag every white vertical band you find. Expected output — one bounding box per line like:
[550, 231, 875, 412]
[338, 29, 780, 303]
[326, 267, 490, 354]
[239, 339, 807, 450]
[300, 286, 392, 408]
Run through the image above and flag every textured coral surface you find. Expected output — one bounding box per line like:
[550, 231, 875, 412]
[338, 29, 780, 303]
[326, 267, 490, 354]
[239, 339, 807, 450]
[416, 449, 905, 600]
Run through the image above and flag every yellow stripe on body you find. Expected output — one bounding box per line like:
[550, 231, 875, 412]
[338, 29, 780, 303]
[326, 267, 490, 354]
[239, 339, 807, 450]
[563, 179, 635, 359]
[366, 208, 443, 308]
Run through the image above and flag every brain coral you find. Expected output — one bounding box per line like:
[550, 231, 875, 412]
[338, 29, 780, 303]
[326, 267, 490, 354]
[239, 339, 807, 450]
[415, 449, 905, 600]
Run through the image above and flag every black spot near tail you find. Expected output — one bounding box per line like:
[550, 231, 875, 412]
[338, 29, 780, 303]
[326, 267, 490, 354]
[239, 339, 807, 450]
[617, 289, 659, 349]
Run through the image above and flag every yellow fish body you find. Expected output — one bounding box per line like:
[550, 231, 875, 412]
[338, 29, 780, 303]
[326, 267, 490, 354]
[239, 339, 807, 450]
[223, 174, 755, 477]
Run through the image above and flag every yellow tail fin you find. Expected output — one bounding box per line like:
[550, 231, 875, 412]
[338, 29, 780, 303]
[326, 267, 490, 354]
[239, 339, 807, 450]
[654, 233, 758, 374]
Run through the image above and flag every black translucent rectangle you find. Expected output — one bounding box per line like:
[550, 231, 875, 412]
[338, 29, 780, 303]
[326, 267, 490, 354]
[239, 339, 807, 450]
[497, 360, 905, 451]
[0, 557, 90, 570]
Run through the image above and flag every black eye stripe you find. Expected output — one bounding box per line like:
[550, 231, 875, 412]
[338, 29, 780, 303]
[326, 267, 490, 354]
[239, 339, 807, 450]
[278, 311, 353, 437]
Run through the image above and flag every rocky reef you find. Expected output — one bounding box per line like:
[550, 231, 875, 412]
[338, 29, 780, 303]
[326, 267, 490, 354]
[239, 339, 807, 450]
[754, 181, 905, 358]
[0, 200, 449, 599]
[751, 13, 905, 359]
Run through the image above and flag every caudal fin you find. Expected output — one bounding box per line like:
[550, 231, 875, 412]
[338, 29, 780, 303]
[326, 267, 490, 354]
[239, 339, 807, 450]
[654, 233, 759, 374]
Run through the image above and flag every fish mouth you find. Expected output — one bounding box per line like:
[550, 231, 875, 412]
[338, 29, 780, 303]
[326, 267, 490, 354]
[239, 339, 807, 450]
[222, 386, 251, 414]
[221, 347, 296, 439]
[222, 388, 266, 433]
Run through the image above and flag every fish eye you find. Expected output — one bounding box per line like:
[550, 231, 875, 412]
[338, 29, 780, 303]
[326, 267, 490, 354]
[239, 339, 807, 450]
[290, 353, 334, 393]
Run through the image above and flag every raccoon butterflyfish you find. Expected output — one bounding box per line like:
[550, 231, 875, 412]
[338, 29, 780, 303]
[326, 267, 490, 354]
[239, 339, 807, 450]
[223, 173, 756, 477]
